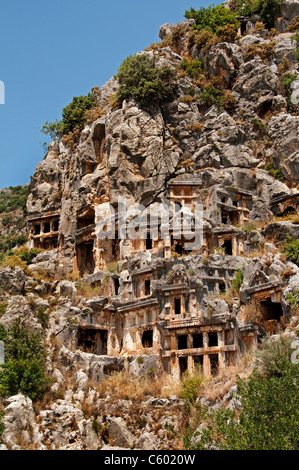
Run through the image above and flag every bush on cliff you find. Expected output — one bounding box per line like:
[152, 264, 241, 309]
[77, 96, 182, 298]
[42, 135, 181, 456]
[41, 93, 96, 139]
[184, 4, 239, 34]
[115, 54, 177, 108]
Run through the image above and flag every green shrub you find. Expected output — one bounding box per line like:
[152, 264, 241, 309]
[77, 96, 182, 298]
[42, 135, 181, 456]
[179, 58, 203, 79]
[231, 268, 243, 292]
[0, 408, 4, 439]
[0, 320, 49, 400]
[292, 30, 299, 61]
[179, 364, 205, 405]
[285, 289, 299, 312]
[0, 186, 28, 214]
[0, 301, 7, 317]
[232, 0, 283, 29]
[255, 0, 283, 29]
[255, 335, 296, 378]
[188, 28, 217, 51]
[185, 5, 239, 34]
[199, 77, 226, 110]
[185, 342, 299, 450]
[264, 162, 283, 180]
[281, 72, 299, 111]
[283, 234, 299, 265]
[115, 54, 177, 108]
[20, 248, 38, 265]
[41, 93, 96, 139]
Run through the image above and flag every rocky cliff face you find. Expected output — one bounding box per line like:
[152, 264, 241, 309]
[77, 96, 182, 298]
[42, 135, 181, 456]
[0, 3, 299, 450]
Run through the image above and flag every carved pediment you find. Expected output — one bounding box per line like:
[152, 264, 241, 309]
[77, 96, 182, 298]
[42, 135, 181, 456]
[249, 269, 269, 288]
[166, 267, 190, 286]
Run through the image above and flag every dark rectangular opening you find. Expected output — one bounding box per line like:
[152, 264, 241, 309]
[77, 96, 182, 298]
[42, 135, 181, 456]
[221, 239, 233, 255]
[34, 224, 40, 235]
[114, 278, 120, 296]
[259, 299, 283, 321]
[193, 333, 203, 349]
[78, 217, 94, 230]
[175, 243, 183, 255]
[146, 233, 153, 250]
[193, 355, 204, 367]
[208, 331, 218, 347]
[145, 279, 151, 296]
[142, 330, 153, 348]
[44, 222, 51, 233]
[221, 212, 228, 224]
[78, 328, 107, 355]
[53, 220, 59, 232]
[219, 282, 226, 293]
[210, 354, 219, 376]
[77, 242, 95, 276]
[179, 356, 188, 377]
[174, 297, 181, 315]
[178, 334, 188, 350]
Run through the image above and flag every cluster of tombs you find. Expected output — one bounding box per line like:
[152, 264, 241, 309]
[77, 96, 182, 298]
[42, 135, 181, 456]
[76, 261, 287, 379]
[28, 180, 259, 274]
[27, 181, 298, 379]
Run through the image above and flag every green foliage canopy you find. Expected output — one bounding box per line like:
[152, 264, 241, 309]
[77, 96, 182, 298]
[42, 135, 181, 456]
[115, 54, 177, 108]
[185, 4, 239, 34]
[41, 93, 95, 139]
[185, 335, 299, 450]
[0, 320, 49, 400]
[283, 234, 299, 265]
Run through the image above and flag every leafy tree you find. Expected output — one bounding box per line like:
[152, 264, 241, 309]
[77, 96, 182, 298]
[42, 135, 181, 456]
[0, 320, 49, 400]
[255, 0, 283, 29]
[232, 0, 283, 28]
[115, 54, 177, 108]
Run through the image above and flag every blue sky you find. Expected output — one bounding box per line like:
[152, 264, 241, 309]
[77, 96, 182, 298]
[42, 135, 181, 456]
[0, 0, 221, 189]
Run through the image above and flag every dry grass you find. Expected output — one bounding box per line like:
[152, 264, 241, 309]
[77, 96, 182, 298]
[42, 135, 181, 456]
[95, 370, 181, 403]
[271, 213, 299, 224]
[240, 304, 262, 323]
[199, 357, 254, 404]
[75, 281, 102, 298]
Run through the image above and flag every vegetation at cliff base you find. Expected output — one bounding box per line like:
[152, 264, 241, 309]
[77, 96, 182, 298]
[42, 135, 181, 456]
[115, 54, 177, 108]
[184, 335, 299, 450]
[0, 320, 49, 401]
